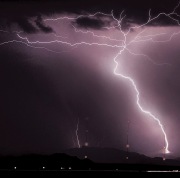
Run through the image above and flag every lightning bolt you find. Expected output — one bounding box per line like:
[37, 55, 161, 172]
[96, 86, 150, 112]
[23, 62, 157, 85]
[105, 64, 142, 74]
[1, 1, 180, 154]
[113, 52, 170, 153]
[76, 118, 81, 148]
[110, 3, 180, 154]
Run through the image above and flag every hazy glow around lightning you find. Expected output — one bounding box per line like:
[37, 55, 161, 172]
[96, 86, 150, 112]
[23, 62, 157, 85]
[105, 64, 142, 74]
[113, 51, 169, 153]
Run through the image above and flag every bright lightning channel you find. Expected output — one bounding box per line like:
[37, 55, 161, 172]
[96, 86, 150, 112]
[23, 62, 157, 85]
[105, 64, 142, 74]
[113, 49, 170, 153]
[76, 118, 81, 148]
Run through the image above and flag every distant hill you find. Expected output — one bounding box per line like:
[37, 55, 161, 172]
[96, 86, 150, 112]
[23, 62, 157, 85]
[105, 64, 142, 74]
[64, 147, 180, 166]
[64, 147, 149, 163]
[0, 153, 93, 170]
[0, 147, 180, 171]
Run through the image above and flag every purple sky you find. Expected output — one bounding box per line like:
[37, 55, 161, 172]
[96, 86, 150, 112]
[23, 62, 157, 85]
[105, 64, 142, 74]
[1, 0, 180, 157]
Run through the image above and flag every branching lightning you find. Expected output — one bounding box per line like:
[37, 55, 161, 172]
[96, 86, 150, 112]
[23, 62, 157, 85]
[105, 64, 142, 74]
[1, 1, 180, 153]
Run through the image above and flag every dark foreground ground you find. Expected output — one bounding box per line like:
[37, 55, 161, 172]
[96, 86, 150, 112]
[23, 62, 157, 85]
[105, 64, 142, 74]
[1, 148, 180, 175]
[0, 163, 180, 175]
[0, 169, 179, 176]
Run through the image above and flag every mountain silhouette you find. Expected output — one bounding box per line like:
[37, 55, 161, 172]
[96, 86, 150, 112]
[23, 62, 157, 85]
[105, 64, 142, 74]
[0, 147, 180, 173]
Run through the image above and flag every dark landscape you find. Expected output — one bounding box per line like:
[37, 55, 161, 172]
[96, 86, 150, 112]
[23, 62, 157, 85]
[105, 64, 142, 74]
[0, 147, 180, 175]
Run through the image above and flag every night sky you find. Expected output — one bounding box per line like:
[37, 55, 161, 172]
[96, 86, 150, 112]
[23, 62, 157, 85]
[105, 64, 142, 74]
[1, 0, 180, 157]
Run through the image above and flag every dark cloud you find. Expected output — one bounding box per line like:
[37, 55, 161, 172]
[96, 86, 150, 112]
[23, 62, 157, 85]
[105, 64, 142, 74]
[74, 13, 180, 31]
[35, 15, 53, 33]
[0, 0, 179, 29]
[5, 15, 53, 34]
[75, 17, 106, 29]
[14, 17, 38, 34]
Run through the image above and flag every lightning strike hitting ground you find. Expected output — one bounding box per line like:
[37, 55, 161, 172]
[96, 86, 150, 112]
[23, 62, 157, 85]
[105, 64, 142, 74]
[76, 118, 81, 148]
[1, 2, 180, 154]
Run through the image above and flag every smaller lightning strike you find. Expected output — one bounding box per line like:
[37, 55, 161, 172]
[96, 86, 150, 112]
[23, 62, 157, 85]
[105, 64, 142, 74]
[16, 33, 123, 48]
[0, 29, 9, 33]
[76, 118, 81, 148]
[0, 39, 71, 54]
[0, 29, 72, 53]
[102, 10, 126, 30]
[125, 48, 171, 66]
[53, 33, 68, 39]
[0, 29, 22, 34]
[72, 25, 124, 42]
[139, 31, 180, 43]
[44, 11, 112, 22]
[130, 32, 167, 43]
[129, 30, 180, 44]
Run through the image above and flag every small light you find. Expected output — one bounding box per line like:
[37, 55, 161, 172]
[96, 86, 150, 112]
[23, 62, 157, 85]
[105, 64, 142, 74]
[85, 155, 88, 159]
[126, 144, 130, 148]
[69, 167, 72, 170]
[126, 157, 129, 160]
[85, 142, 88, 147]
[61, 167, 64, 170]
[43, 166, 45, 169]
[14, 167, 17, 170]
[163, 157, 166, 161]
